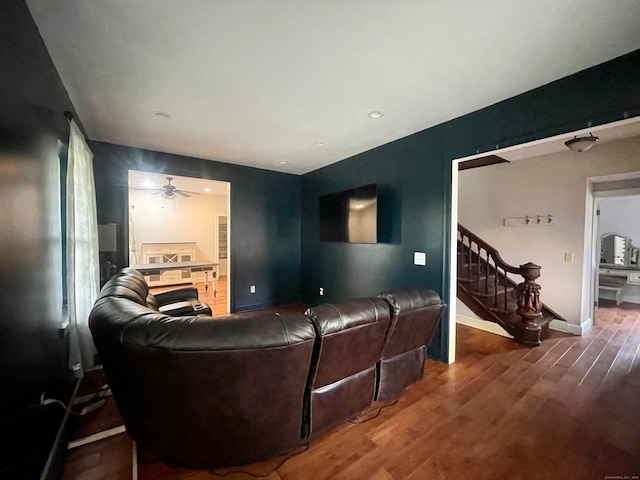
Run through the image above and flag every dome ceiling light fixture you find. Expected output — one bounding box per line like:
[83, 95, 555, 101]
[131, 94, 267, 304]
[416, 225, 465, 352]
[564, 133, 599, 152]
[368, 110, 384, 119]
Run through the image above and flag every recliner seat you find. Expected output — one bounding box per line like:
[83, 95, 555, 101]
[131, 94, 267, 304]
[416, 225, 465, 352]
[376, 288, 447, 402]
[89, 268, 447, 469]
[304, 298, 390, 438]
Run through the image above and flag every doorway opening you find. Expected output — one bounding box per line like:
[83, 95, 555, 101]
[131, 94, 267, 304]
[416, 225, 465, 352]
[449, 117, 640, 362]
[589, 177, 640, 320]
[128, 170, 231, 315]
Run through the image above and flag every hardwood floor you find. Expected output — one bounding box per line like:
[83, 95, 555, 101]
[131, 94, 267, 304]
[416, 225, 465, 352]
[62, 301, 640, 479]
[196, 275, 229, 316]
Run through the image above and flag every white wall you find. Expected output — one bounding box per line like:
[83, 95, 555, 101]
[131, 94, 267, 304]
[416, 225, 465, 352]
[458, 136, 640, 329]
[129, 189, 228, 273]
[598, 195, 640, 243]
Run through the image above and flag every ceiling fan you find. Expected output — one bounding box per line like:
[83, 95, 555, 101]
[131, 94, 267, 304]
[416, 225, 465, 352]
[135, 177, 200, 199]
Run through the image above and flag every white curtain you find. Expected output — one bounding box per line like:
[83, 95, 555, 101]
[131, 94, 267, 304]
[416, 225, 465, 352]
[67, 119, 100, 376]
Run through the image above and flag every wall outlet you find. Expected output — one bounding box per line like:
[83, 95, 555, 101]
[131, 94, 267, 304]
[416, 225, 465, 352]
[564, 252, 573, 262]
[250, 285, 255, 293]
[414, 252, 427, 266]
[319, 287, 324, 296]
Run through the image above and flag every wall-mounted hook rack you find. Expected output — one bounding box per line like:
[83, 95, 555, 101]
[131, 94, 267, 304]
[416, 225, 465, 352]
[503, 214, 555, 227]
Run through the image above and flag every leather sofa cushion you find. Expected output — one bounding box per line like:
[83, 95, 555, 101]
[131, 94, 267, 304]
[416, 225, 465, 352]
[376, 346, 425, 402]
[378, 288, 447, 356]
[378, 288, 444, 313]
[305, 298, 390, 389]
[158, 300, 212, 317]
[121, 311, 315, 351]
[306, 297, 390, 337]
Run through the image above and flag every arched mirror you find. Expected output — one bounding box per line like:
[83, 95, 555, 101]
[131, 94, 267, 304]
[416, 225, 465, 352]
[600, 232, 640, 266]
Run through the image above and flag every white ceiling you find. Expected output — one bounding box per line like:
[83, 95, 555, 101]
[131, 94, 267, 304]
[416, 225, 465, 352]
[26, 0, 640, 175]
[483, 117, 640, 163]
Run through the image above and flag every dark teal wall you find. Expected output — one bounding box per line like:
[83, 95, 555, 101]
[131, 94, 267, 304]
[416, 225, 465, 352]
[1, 1, 82, 477]
[301, 50, 640, 362]
[0, 0, 79, 411]
[91, 142, 301, 312]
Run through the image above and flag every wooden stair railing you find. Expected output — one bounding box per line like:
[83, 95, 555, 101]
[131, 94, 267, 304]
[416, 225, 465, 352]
[457, 224, 557, 346]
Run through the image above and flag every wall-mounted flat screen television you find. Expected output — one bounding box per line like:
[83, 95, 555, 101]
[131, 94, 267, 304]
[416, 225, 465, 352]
[319, 184, 378, 243]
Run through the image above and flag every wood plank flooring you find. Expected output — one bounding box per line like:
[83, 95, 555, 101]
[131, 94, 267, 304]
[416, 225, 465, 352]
[62, 301, 640, 479]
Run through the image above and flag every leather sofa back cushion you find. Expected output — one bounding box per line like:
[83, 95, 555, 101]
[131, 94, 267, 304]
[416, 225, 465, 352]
[306, 298, 390, 388]
[111, 268, 149, 294]
[378, 288, 447, 356]
[379, 288, 443, 312]
[122, 312, 315, 351]
[114, 332, 315, 467]
[97, 284, 147, 306]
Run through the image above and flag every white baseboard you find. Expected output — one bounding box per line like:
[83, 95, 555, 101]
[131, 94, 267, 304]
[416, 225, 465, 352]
[550, 317, 591, 335]
[549, 319, 570, 333]
[456, 314, 513, 338]
[568, 317, 592, 335]
[132, 440, 138, 480]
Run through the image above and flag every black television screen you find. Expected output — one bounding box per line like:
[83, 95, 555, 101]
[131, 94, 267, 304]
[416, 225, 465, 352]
[319, 184, 377, 243]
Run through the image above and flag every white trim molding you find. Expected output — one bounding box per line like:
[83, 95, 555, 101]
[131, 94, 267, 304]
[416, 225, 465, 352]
[550, 317, 592, 336]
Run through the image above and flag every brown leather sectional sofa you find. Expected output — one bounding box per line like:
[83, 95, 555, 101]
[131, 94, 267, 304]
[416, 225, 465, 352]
[89, 268, 446, 469]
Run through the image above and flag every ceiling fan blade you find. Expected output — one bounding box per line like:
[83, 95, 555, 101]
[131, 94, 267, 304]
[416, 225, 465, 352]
[179, 190, 200, 195]
[134, 188, 166, 196]
[176, 191, 191, 197]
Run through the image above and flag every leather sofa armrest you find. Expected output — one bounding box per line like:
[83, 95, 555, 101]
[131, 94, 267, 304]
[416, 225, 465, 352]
[159, 300, 212, 317]
[153, 286, 199, 306]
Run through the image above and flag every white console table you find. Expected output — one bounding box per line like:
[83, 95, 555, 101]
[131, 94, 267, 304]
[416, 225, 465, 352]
[131, 260, 219, 294]
[599, 266, 640, 284]
[140, 242, 196, 264]
[598, 266, 640, 305]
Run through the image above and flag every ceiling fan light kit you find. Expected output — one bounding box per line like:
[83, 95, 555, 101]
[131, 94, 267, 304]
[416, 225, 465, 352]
[564, 133, 599, 152]
[135, 176, 200, 202]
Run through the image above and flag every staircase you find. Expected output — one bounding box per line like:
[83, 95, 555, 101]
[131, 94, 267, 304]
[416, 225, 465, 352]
[457, 224, 564, 346]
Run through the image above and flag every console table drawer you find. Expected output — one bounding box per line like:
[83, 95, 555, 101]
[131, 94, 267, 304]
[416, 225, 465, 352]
[599, 268, 626, 277]
[628, 272, 640, 285]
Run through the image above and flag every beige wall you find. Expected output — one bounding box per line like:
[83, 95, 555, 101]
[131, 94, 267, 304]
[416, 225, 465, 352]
[458, 136, 640, 329]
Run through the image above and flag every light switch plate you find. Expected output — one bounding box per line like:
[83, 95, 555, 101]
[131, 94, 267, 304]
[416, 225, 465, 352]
[414, 252, 427, 266]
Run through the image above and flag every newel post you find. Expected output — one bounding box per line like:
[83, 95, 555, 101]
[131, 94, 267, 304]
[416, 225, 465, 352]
[514, 262, 545, 346]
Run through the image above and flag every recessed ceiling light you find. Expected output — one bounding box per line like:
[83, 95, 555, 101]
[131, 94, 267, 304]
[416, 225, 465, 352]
[143, 180, 154, 188]
[314, 142, 325, 147]
[154, 111, 171, 119]
[278, 161, 288, 165]
[368, 111, 384, 119]
[204, 187, 211, 192]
